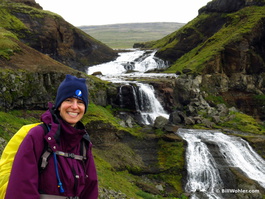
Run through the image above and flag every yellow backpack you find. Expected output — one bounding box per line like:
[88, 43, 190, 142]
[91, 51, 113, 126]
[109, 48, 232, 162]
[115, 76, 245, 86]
[0, 123, 41, 199]
[0, 122, 89, 198]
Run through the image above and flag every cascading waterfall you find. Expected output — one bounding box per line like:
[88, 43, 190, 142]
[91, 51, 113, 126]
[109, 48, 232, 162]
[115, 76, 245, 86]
[87, 49, 173, 125]
[177, 128, 265, 199]
[135, 83, 168, 125]
[118, 82, 168, 125]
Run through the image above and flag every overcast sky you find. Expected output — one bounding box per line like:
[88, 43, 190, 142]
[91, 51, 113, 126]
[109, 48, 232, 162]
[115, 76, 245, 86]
[35, 0, 212, 26]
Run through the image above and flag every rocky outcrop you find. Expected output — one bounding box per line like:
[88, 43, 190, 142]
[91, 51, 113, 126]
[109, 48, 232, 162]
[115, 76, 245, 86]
[168, 72, 265, 126]
[0, 70, 110, 111]
[0, 71, 76, 111]
[2, 0, 117, 72]
[154, 13, 227, 64]
[10, 0, 42, 9]
[199, 0, 265, 13]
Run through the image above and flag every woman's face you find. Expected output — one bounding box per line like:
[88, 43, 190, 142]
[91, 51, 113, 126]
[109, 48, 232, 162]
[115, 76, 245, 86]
[58, 97, 85, 126]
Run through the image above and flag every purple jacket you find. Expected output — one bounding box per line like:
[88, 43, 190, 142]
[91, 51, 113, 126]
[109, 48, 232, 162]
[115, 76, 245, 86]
[5, 104, 98, 199]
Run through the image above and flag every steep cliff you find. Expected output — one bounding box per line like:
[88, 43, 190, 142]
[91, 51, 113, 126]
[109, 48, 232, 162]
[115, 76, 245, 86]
[0, 0, 117, 72]
[136, 0, 265, 120]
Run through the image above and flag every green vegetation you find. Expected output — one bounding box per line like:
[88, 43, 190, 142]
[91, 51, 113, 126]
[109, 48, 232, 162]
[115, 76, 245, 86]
[0, 1, 66, 60]
[164, 6, 265, 73]
[80, 23, 185, 49]
[253, 94, 265, 106]
[0, 28, 20, 59]
[204, 94, 227, 105]
[158, 140, 185, 193]
[0, 110, 41, 140]
[139, 6, 265, 74]
[219, 111, 265, 134]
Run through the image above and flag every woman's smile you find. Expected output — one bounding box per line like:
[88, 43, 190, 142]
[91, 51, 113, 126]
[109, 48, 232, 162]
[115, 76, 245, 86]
[59, 98, 85, 126]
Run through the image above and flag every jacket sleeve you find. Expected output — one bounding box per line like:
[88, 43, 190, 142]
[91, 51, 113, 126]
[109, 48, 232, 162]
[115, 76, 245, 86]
[80, 143, 98, 199]
[5, 126, 45, 199]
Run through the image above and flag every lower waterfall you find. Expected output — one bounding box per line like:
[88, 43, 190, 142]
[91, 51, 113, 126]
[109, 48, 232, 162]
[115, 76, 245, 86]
[177, 128, 265, 199]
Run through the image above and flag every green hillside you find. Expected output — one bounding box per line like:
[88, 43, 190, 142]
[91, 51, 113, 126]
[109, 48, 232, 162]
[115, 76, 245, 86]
[139, 6, 265, 75]
[79, 22, 185, 49]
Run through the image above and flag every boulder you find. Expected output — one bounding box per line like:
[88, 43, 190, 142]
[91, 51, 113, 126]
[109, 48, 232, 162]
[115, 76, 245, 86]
[154, 116, 168, 129]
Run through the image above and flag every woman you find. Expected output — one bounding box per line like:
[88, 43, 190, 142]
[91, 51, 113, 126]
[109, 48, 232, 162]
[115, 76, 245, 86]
[5, 74, 98, 199]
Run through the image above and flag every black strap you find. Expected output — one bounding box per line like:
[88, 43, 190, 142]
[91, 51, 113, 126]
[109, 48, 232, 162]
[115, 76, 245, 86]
[39, 122, 89, 170]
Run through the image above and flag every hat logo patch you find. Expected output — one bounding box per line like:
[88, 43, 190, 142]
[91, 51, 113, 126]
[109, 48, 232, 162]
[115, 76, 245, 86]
[75, 89, 82, 97]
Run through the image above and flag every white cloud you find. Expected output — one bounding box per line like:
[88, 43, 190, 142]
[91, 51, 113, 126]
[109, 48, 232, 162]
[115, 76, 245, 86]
[35, 0, 211, 26]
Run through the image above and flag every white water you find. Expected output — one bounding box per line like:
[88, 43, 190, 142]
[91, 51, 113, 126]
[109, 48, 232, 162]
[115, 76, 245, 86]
[87, 49, 175, 125]
[87, 50, 169, 76]
[177, 128, 265, 198]
[135, 83, 169, 125]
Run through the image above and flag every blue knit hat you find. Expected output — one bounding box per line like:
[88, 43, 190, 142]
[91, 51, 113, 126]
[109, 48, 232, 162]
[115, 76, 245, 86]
[55, 74, 89, 112]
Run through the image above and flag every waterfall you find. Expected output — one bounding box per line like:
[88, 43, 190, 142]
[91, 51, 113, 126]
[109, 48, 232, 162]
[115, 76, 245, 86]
[87, 49, 174, 125]
[177, 128, 265, 199]
[119, 83, 169, 125]
[135, 83, 168, 125]
[87, 49, 170, 77]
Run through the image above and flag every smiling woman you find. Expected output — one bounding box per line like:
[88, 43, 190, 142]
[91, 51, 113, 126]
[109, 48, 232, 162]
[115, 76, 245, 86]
[4, 74, 98, 199]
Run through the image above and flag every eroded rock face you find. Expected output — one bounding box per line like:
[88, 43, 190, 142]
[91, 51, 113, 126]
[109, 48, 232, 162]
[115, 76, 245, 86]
[199, 0, 265, 14]
[0, 70, 108, 111]
[6, 0, 117, 72]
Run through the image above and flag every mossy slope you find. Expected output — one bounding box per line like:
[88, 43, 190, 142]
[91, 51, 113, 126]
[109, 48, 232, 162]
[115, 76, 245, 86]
[141, 5, 265, 74]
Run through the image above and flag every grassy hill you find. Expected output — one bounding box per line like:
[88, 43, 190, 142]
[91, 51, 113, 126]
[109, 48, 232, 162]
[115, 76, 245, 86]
[79, 22, 185, 49]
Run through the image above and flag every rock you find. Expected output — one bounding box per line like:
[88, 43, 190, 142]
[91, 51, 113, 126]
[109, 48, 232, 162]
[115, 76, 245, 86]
[175, 71, 181, 75]
[154, 116, 168, 128]
[99, 187, 128, 199]
[199, 0, 246, 13]
[156, 184, 164, 191]
[164, 124, 179, 133]
[182, 68, 192, 74]
[118, 113, 135, 128]
[199, 0, 265, 14]
[202, 118, 214, 128]
[92, 71, 103, 76]
[169, 111, 185, 124]
[185, 117, 195, 125]
[212, 115, 221, 124]
[217, 103, 229, 117]
[162, 133, 182, 142]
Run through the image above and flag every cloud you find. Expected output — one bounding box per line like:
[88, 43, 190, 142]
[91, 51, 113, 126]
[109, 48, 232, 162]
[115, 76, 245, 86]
[35, 0, 211, 26]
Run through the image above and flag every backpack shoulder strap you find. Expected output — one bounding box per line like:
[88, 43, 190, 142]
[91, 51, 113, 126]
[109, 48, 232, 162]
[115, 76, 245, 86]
[39, 123, 51, 170]
[39, 127, 90, 170]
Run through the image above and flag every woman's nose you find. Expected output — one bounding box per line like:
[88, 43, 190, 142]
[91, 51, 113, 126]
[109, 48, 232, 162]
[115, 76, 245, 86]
[71, 100, 78, 109]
